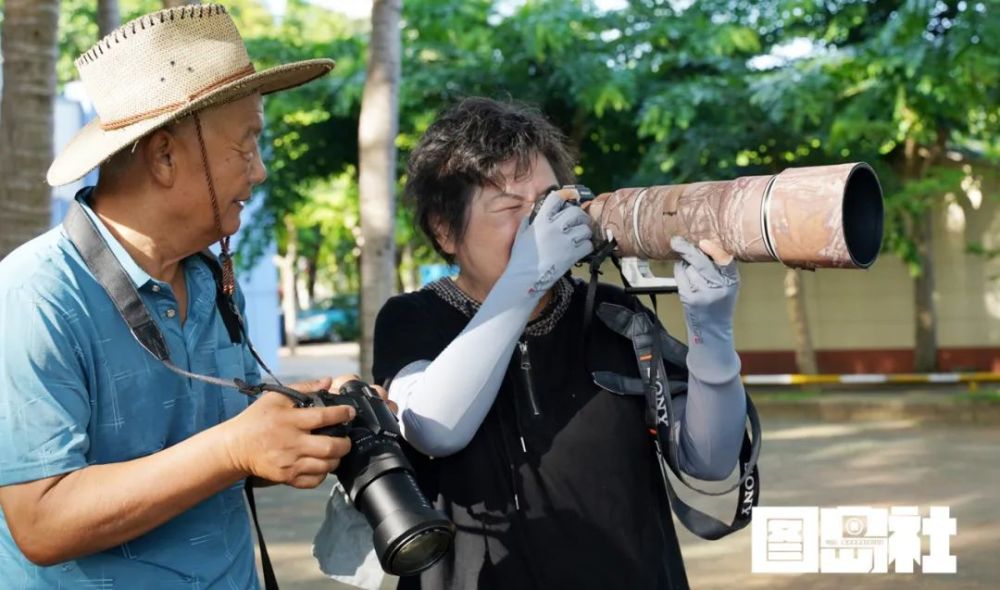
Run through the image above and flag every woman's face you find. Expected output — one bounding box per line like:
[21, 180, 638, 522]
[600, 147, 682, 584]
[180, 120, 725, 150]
[437, 152, 559, 294]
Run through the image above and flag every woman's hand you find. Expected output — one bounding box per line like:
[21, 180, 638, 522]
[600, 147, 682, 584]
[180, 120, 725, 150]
[506, 189, 593, 296]
[671, 236, 741, 383]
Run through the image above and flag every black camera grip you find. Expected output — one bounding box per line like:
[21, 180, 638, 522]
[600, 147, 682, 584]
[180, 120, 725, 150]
[313, 423, 350, 438]
[294, 389, 358, 438]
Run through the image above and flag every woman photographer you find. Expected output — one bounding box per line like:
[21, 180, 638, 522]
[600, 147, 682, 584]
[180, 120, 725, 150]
[373, 97, 748, 590]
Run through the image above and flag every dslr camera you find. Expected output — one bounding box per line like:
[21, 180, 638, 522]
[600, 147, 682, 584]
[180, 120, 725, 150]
[271, 379, 454, 576]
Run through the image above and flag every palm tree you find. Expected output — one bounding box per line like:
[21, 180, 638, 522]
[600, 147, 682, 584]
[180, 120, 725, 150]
[358, 0, 401, 380]
[0, 0, 59, 260]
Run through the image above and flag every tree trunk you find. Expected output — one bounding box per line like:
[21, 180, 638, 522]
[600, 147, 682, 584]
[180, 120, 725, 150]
[280, 216, 300, 354]
[98, 0, 120, 37]
[905, 130, 947, 373]
[305, 246, 318, 307]
[398, 240, 418, 293]
[0, 0, 58, 261]
[358, 0, 401, 382]
[161, 0, 200, 8]
[783, 268, 818, 374]
[912, 208, 938, 372]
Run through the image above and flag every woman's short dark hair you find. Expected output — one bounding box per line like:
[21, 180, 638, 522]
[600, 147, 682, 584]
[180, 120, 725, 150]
[404, 97, 576, 263]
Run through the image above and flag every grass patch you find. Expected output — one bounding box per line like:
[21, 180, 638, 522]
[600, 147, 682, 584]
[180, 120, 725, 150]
[960, 389, 1000, 403]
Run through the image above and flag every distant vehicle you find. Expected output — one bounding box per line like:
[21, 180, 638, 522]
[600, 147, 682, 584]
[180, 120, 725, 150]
[294, 294, 360, 343]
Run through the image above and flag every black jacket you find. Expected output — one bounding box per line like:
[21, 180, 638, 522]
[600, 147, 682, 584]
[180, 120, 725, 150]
[373, 280, 687, 590]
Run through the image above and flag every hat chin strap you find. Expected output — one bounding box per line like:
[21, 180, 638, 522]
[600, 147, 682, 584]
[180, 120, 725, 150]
[193, 111, 236, 296]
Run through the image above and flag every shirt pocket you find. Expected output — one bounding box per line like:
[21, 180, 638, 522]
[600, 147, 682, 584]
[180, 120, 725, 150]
[214, 344, 250, 421]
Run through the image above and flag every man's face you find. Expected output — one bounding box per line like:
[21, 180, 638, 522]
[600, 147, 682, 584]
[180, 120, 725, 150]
[176, 93, 266, 239]
[441, 152, 559, 290]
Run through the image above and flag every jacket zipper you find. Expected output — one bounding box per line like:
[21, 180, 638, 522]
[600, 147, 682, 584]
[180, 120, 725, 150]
[518, 338, 542, 419]
[504, 338, 540, 511]
[496, 376, 523, 511]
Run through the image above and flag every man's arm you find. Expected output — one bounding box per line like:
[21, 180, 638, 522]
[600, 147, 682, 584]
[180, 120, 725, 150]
[0, 389, 354, 566]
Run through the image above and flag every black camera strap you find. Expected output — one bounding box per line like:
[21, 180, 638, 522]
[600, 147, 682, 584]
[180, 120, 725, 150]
[62, 199, 282, 590]
[580, 234, 762, 543]
[594, 302, 761, 538]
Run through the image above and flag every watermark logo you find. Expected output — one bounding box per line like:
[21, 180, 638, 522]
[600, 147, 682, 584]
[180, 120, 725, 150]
[751, 506, 956, 574]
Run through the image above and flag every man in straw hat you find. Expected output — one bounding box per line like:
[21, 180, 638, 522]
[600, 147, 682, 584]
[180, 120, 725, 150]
[0, 4, 362, 587]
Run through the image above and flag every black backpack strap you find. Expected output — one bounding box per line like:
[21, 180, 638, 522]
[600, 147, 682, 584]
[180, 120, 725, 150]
[64, 200, 172, 362]
[245, 480, 280, 590]
[195, 251, 283, 385]
[197, 250, 243, 345]
[581, 238, 619, 338]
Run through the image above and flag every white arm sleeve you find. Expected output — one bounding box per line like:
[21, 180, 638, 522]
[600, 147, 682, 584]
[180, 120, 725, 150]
[387, 272, 541, 457]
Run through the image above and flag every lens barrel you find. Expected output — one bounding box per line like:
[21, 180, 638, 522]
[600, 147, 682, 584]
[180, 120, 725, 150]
[581, 162, 885, 270]
[356, 470, 454, 576]
[320, 382, 456, 577]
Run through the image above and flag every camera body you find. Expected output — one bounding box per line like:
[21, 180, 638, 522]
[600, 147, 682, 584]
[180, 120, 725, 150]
[526, 184, 594, 226]
[295, 380, 400, 440]
[294, 380, 454, 576]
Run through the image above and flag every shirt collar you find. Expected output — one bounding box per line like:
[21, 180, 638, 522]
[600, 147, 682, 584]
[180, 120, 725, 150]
[74, 186, 154, 288]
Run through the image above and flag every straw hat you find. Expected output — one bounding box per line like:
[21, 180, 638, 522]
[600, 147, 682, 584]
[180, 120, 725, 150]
[47, 3, 334, 186]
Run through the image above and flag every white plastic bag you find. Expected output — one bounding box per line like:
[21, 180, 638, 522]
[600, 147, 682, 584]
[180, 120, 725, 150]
[312, 478, 385, 590]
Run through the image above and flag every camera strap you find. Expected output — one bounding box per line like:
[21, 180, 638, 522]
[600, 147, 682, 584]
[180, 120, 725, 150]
[596, 301, 761, 536]
[593, 302, 761, 540]
[62, 198, 283, 590]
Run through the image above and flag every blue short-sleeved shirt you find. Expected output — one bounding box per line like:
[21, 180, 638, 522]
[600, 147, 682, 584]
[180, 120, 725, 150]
[0, 188, 263, 589]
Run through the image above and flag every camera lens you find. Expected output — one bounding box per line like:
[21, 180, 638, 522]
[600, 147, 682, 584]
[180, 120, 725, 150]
[383, 521, 454, 575]
[355, 468, 454, 576]
[327, 381, 455, 576]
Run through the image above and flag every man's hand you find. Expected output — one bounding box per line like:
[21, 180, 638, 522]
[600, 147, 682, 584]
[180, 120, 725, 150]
[0, 373, 374, 566]
[222, 376, 355, 489]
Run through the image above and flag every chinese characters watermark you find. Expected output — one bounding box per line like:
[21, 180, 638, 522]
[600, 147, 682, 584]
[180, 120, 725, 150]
[751, 506, 957, 574]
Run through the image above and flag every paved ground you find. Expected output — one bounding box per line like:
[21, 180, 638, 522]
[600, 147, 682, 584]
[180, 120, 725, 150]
[274, 342, 362, 384]
[254, 343, 1000, 590]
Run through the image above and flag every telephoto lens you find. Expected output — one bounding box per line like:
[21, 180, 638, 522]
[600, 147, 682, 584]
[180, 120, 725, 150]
[580, 162, 885, 270]
[307, 380, 455, 576]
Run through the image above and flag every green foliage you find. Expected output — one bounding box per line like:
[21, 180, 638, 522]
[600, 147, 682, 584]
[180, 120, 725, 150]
[291, 169, 361, 294]
[751, 0, 1000, 272]
[271, 0, 998, 287]
[56, 0, 162, 86]
[236, 0, 367, 282]
[45, 0, 1000, 296]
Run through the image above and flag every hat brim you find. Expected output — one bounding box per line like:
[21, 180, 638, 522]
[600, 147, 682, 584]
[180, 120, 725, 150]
[47, 58, 335, 186]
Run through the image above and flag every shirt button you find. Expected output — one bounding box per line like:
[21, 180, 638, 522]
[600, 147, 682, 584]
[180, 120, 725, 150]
[151, 284, 161, 293]
[165, 308, 176, 319]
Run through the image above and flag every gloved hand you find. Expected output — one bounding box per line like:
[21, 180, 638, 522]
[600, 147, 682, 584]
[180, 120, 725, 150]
[504, 189, 593, 297]
[672, 235, 741, 384]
